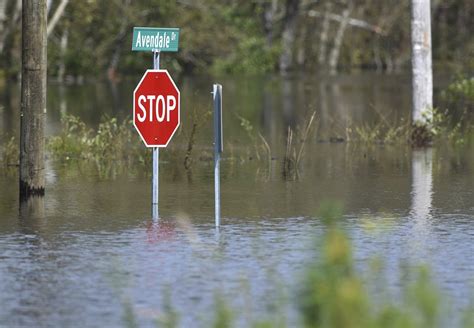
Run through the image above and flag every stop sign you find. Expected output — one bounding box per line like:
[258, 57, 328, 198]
[133, 69, 180, 147]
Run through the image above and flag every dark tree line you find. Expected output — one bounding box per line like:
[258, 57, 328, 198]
[0, 0, 473, 80]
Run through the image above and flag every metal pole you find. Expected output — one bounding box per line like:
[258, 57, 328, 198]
[152, 50, 160, 220]
[213, 84, 223, 227]
[215, 152, 220, 227]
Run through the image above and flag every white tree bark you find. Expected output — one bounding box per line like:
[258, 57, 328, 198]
[0, 0, 7, 22]
[328, 4, 352, 74]
[46, 0, 68, 37]
[317, 1, 332, 65]
[411, 0, 433, 125]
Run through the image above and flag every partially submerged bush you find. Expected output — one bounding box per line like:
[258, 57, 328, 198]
[47, 114, 149, 177]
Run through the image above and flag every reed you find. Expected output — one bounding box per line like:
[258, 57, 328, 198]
[282, 111, 317, 179]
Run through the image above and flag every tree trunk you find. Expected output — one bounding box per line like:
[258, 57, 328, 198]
[107, 0, 131, 81]
[57, 25, 68, 82]
[46, 0, 68, 37]
[279, 0, 300, 73]
[296, 18, 308, 67]
[0, 0, 21, 53]
[318, 1, 332, 66]
[20, 0, 47, 199]
[262, 0, 279, 47]
[329, 4, 352, 74]
[0, 0, 22, 80]
[411, 0, 433, 125]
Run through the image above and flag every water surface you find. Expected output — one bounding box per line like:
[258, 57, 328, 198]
[1, 73, 473, 327]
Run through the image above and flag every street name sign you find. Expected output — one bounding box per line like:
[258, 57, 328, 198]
[132, 27, 180, 52]
[133, 69, 180, 147]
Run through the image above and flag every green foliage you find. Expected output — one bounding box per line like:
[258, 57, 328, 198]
[212, 294, 233, 328]
[298, 203, 445, 328]
[443, 77, 474, 101]
[156, 289, 179, 328]
[212, 36, 279, 74]
[299, 203, 370, 328]
[2, 0, 474, 77]
[441, 77, 474, 111]
[430, 108, 473, 146]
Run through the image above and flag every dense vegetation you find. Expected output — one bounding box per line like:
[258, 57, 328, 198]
[1, 0, 473, 80]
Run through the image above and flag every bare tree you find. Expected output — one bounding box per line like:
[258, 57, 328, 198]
[20, 0, 47, 199]
[411, 0, 433, 126]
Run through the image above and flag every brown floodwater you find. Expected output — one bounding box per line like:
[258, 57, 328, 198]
[0, 73, 473, 327]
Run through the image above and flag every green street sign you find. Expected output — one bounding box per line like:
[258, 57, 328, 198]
[132, 27, 180, 52]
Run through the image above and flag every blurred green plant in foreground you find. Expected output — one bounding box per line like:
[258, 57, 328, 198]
[298, 202, 444, 328]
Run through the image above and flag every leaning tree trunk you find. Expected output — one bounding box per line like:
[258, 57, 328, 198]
[411, 0, 433, 126]
[318, 1, 332, 66]
[20, 0, 47, 199]
[328, 4, 352, 74]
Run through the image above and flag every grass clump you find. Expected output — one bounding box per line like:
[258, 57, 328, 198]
[47, 114, 148, 177]
[236, 113, 273, 166]
[283, 111, 317, 180]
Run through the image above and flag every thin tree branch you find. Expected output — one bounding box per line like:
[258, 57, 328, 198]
[307, 9, 386, 35]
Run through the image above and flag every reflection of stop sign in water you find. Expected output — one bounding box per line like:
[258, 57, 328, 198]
[133, 69, 180, 147]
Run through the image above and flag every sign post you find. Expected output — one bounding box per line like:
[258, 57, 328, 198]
[152, 51, 160, 220]
[132, 27, 180, 220]
[213, 84, 223, 227]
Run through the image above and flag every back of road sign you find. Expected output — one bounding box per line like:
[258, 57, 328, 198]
[213, 84, 223, 154]
[132, 27, 180, 52]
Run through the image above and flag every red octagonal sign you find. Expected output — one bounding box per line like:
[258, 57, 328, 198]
[133, 69, 180, 147]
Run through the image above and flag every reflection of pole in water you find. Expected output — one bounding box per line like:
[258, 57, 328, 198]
[282, 77, 296, 130]
[19, 196, 45, 228]
[409, 148, 433, 260]
[410, 148, 433, 219]
[59, 84, 67, 116]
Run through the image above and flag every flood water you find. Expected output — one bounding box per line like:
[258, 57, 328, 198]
[0, 73, 473, 327]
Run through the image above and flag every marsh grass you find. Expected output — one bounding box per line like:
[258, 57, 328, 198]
[235, 114, 274, 179]
[47, 114, 150, 178]
[282, 111, 317, 179]
[183, 108, 211, 170]
[2, 104, 471, 180]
